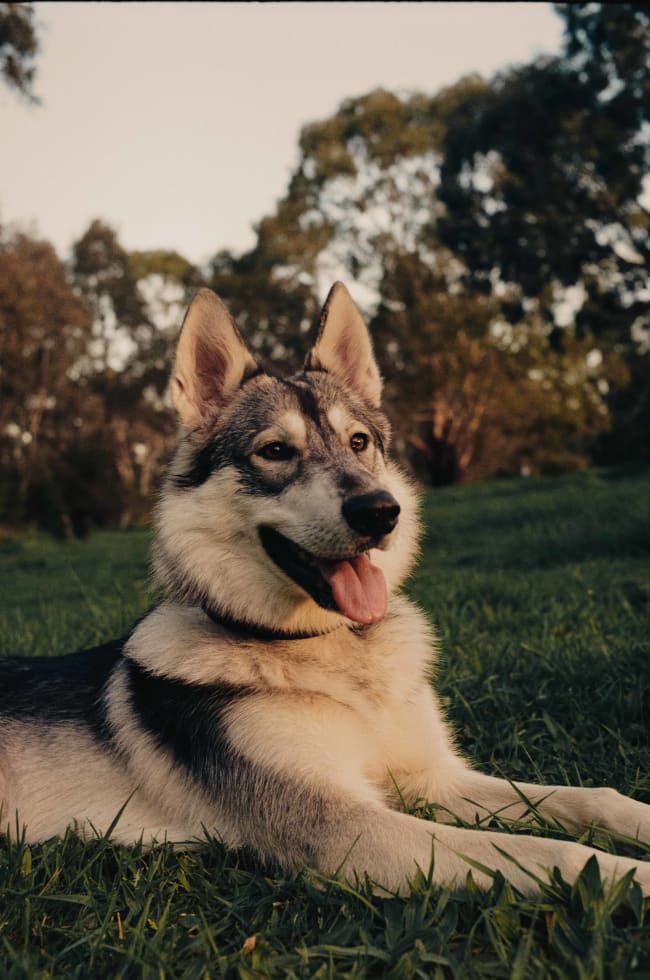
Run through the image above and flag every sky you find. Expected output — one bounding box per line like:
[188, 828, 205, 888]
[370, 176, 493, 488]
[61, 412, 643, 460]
[1, 2, 564, 267]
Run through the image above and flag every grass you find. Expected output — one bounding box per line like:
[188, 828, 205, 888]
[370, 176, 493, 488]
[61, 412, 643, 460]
[1, 465, 650, 977]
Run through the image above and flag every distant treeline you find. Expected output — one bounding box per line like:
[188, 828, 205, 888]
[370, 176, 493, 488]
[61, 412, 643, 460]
[0, 3, 648, 535]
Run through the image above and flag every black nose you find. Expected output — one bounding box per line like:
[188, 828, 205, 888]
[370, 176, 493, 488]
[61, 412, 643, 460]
[342, 491, 401, 538]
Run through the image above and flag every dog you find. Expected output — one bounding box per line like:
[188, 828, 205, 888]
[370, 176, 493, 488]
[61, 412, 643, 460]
[1, 282, 649, 896]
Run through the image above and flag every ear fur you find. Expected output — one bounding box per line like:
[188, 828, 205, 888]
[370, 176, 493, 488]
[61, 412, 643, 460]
[304, 282, 382, 407]
[172, 288, 257, 429]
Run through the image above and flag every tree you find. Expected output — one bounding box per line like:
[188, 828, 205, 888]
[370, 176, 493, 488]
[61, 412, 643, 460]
[0, 222, 197, 535]
[72, 219, 149, 374]
[436, 4, 650, 460]
[72, 220, 198, 520]
[0, 228, 94, 531]
[206, 246, 319, 370]
[0, 2, 38, 100]
[247, 88, 447, 293]
[371, 248, 615, 484]
[437, 58, 649, 340]
[561, 3, 649, 135]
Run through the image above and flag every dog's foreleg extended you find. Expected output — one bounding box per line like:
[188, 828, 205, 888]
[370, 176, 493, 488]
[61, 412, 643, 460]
[403, 771, 650, 892]
[224, 692, 650, 896]
[375, 687, 650, 893]
[257, 785, 650, 897]
[387, 691, 650, 843]
[431, 771, 650, 842]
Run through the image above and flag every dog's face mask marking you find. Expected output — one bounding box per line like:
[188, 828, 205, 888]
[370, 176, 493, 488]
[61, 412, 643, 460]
[158, 283, 417, 631]
[249, 381, 400, 624]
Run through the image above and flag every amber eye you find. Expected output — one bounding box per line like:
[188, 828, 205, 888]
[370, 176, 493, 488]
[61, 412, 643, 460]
[257, 441, 295, 462]
[350, 432, 370, 453]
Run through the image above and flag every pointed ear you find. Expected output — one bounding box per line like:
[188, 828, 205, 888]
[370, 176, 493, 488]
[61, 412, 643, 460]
[304, 282, 382, 407]
[171, 288, 258, 429]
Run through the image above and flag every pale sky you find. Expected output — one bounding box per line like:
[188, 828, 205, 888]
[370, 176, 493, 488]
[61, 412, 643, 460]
[1, 2, 563, 266]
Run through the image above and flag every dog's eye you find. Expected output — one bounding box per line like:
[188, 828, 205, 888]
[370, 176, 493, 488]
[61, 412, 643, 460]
[257, 441, 295, 462]
[350, 433, 370, 453]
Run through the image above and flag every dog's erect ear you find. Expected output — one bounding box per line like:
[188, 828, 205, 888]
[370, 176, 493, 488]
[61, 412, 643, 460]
[172, 288, 258, 429]
[304, 282, 382, 407]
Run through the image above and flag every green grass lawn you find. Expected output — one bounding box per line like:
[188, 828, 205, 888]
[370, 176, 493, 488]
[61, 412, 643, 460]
[1, 466, 650, 978]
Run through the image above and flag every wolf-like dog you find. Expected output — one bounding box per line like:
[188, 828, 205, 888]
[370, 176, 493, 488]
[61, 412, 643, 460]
[1, 283, 649, 896]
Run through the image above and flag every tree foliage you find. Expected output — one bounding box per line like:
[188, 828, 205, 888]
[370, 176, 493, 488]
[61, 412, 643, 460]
[370, 247, 622, 484]
[437, 7, 649, 342]
[0, 230, 95, 533]
[70, 221, 197, 527]
[206, 246, 318, 369]
[0, 222, 196, 535]
[435, 3, 650, 469]
[0, 2, 38, 100]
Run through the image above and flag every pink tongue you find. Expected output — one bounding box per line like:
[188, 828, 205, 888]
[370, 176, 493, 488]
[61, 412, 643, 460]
[321, 554, 387, 624]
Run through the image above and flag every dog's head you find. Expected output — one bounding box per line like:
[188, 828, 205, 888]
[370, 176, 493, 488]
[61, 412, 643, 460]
[155, 283, 419, 634]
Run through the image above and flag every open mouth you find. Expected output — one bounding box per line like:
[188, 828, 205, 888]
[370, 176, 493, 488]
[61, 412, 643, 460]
[258, 526, 388, 625]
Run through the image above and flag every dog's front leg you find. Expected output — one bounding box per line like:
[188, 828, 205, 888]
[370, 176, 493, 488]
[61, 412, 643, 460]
[407, 820, 650, 897]
[393, 738, 650, 845]
[223, 693, 650, 896]
[261, 790, 650, 897]
[384, 685, 650, 845]
[434, 771, 650, 844]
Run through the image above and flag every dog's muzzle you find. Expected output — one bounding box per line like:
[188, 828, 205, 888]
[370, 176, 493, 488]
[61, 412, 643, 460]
[258, 490, 400, 625]
[342, 490, 400, 539]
